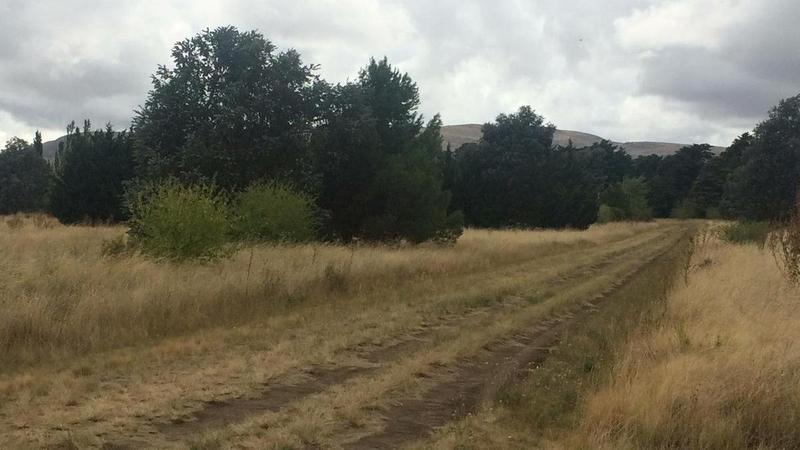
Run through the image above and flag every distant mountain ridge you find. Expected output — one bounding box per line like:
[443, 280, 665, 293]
[41, 125, 724, 162]
[441, 124, 725, 157]
[42, 136, 67, 162]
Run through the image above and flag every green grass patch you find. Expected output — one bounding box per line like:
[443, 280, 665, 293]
[718, 221, 770, 247]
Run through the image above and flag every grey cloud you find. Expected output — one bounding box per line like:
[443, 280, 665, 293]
[0, 0, 797, 145]
[635, 0, 800, 122]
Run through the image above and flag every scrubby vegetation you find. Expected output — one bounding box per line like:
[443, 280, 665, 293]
[769, 211, 800, 284]
[231, 182, 317, 243]
[127, 180, 230, 260]
[718, 221, 771, 246]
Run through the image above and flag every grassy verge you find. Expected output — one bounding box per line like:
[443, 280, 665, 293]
[555, 230, 800, 449]
[427, 222, 800, 450]
[422, 224, 692, 449]
[717, 220, 770, 246]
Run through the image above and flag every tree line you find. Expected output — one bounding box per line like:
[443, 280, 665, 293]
[1, 26, 798, 244]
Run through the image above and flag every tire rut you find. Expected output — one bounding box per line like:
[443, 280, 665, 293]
[343, 229, 687, 449]
[148, 226, 681, 443]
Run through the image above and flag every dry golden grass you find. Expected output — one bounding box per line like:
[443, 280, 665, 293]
[419, 224, 800, 450]
[0, 214, 657, 370]
[0, 214, 681, 449]
[556, 234, 800, 449]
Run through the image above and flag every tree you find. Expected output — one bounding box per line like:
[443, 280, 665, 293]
[452, 106, 557, 228]
[721, 95, 800, 220]
[598, 177, 652, 223]
[643, 144, 713, 217]
[33, 131, 43, 157]
[547, 144, 604, 228]
[581, 140, 634, 188]
[689, 158, 725, 217]
[133, 26, 326, 191]
[313, 58, 462, 243]
[451, 106, 602, 229]
[0, 136, 51, 214]
[50, 121, 135, 223]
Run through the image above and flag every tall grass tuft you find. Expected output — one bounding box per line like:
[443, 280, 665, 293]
[768, 214, 800, 284]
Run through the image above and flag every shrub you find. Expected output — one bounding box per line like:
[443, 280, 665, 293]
[433, 210, 465, 245]
[718, 221, 770, 247]
[598, 177, 652, 223]
[127, 180, 230, 261]
[597, 204, 624, 224]
[231, 182, 317, 243]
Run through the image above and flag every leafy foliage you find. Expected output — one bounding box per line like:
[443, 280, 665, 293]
[721, 96, 800, 220]
[127, 180, 230, 261]
[133, 26, 325, 191]
[25, 27, 800, 250]
[450, 107, 601, 229]
[0, 137, 51, 215]
[313, 58, 462, 243]
[598, 177, 652, 222]
[642, 145, 714, 218]
[50, 121, 135, 224]
[232, 182, 317, 243]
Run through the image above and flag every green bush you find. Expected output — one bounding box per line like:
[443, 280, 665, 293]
[718, 221, 770, 247]
[433, 210, 465, 245]
[597, 204, 624, 224]
[128, 180, 230, 261]
[598, 177, 652, 223]
[231, 182, 317, 243]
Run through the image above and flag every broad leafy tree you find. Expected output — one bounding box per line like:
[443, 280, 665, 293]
[452, 106, 556, 228]
[451, 106, 600, 228]
[133, 26, 326, 191]
[313, 58, 462, 243]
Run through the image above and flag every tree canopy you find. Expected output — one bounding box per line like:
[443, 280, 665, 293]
[4, 25, 798, 239]
[50, 121, 135, 223]
[313, 58, 462, 243]
[133, 26, 326, 191]
[0, 137, 51, 215]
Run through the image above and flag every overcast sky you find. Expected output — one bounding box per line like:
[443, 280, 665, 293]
[1, 0, 798, 147]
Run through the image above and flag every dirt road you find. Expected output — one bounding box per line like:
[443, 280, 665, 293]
[1, 223, 690, 449]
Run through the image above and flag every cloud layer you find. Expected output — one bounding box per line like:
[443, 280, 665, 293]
[1, 0, 798, 146]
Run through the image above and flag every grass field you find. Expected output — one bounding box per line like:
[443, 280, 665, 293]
[0, 216, 711, 448]
[423, 225, 800, 450]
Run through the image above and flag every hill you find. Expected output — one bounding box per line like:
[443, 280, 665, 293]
[441, 124, 725, 157]
[41, 127, 724, 162]
[42, 136, 66, 162]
